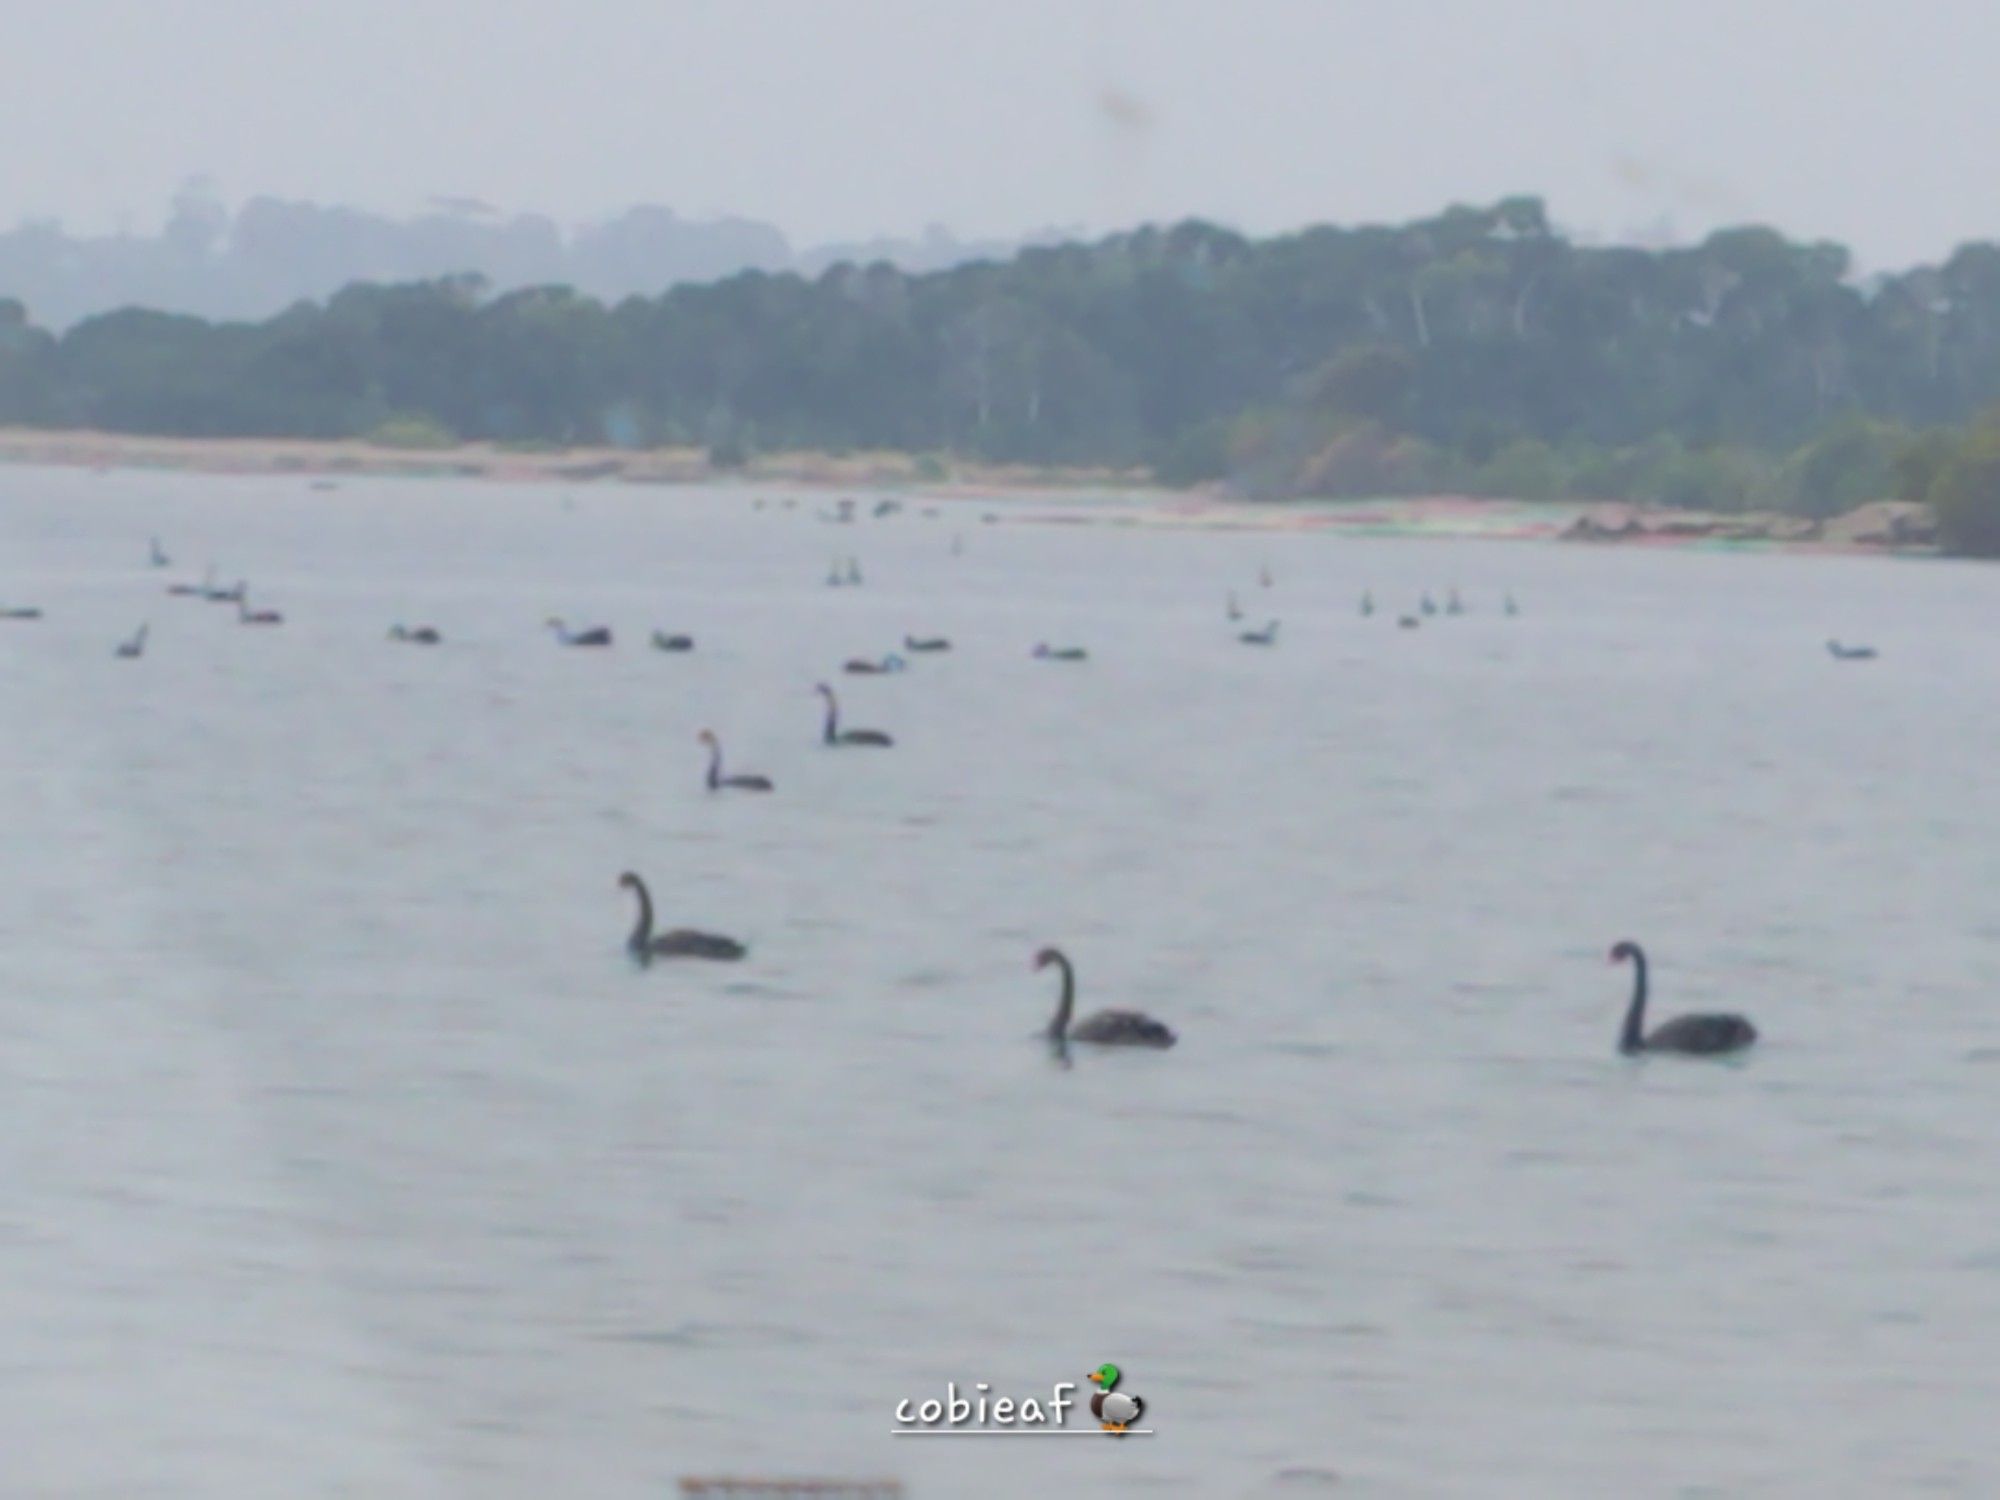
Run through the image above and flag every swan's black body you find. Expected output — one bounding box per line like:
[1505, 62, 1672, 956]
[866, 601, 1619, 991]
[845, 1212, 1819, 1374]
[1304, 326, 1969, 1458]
[843, 654, 906, 675]
[699, 730, 773, 792]
[238, 593, 283, 625]
[548, 618, 613, 647]
[115, 624, 148, 659]
[1239, 620, 1279, 646]
[0, 607, 42, 621]
[619, 872, 746, 963]
[389, 625, 442, 645]
[1033, 644, 1088, 662]
[1827, 640, 1877, 661]
[904, 636, 951, 653]
[1611, 941, 1756, 1056]
[651, 631, 695, 652]
[1037, 948, 1176, 1049]
[815, 684, 892, 746]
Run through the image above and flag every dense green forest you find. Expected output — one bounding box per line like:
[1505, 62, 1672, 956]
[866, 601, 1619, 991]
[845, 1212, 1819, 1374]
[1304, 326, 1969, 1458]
[5, 195, 2000, 550]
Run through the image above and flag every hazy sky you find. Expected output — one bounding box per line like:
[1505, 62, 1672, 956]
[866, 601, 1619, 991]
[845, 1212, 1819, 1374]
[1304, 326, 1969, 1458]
[0, 0, 1990, 267]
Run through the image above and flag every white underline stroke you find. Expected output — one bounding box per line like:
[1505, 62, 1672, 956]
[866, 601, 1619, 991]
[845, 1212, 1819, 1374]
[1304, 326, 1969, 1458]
[890, 1429, 1155, 1437]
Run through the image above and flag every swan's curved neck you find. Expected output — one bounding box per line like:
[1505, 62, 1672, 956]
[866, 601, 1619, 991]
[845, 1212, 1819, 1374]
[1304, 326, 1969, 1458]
[626, 879, 654, 949]
[705, 741, 722, 788]
[1619, 951, 1648, 1053]
[1046, 957, 1076, 1039]
[821, 694, 838, 743]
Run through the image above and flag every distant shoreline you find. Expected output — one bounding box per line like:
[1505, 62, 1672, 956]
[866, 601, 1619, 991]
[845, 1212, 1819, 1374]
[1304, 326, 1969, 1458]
[0, 426, 1151, 494]
[0, 427, 1937, 554]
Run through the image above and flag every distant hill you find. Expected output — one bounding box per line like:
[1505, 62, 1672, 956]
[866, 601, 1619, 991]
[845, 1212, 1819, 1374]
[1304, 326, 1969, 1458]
[0, 185, 1066, 328]
[8, 193, 2000, 544]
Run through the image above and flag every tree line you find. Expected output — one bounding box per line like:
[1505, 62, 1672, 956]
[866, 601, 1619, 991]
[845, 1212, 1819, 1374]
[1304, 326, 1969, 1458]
[4, 195, 2000, 552]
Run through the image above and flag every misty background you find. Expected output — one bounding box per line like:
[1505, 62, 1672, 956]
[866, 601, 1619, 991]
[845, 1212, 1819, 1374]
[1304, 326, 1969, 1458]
[0, 0, 1993, 326]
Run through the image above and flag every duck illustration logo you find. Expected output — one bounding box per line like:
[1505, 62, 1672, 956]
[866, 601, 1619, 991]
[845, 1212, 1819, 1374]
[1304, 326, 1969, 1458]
[1086, 1362, 1146, 1435]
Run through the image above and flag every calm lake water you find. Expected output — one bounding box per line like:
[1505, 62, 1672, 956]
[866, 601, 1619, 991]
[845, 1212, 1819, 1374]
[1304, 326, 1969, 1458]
[3, 467, 2000, 1497]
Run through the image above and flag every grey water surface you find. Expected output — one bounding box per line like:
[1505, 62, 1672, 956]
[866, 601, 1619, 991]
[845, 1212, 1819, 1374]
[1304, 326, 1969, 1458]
[4, 467, 2000, 1497]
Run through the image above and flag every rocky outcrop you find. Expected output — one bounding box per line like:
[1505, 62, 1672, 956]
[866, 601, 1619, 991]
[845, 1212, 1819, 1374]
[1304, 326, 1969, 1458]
[1561, 505, 1645, 540]
[1820, 500, 1938, 547]
[1562, 499, 1934, 550]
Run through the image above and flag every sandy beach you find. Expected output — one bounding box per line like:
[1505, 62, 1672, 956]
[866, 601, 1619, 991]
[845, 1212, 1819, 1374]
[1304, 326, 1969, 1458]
[0, 426, 1939, 554]
[0, 427, 1146, 492]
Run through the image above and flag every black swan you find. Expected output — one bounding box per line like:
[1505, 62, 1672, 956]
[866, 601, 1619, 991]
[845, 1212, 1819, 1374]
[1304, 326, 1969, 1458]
[845, 557, 863, 586]
[1033, 643, 1088, 662]
[0, 606, 42, 621]
[1226, 591, 1243, 622]
[651, 631, 695, 652]
[814, 683, 893, 746]
[203, 575, 243, 604]
[698, 729, 773, 792]
[1360, 591, 1375, 617]
[1239, 620, 1279, 646]
[168, 564, 211, 598]
[115, 623, 148, 659]
[618, 872, 746, 963]
[1397, 615, 1420, 630]
[1037, 948, 1176, 1049]
[389, 625, 442, 644]
[1505, 593, 1520, 617]
[1611, 941, 1757, 1056]
[843, 654, 906, 675]
[148, 536, 170, 568]
[547, 618, 612, 647]
[238, 593, 283, 626]
[1419, 592, 1437, 617]
[904, 635, 951, 653]
[1827, 640, 1877, 661]
[826, 561, 846, 587]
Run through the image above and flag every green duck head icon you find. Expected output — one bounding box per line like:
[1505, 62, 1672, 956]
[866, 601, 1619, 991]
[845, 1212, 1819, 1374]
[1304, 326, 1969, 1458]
[1087, 1362, 1121, 1391]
